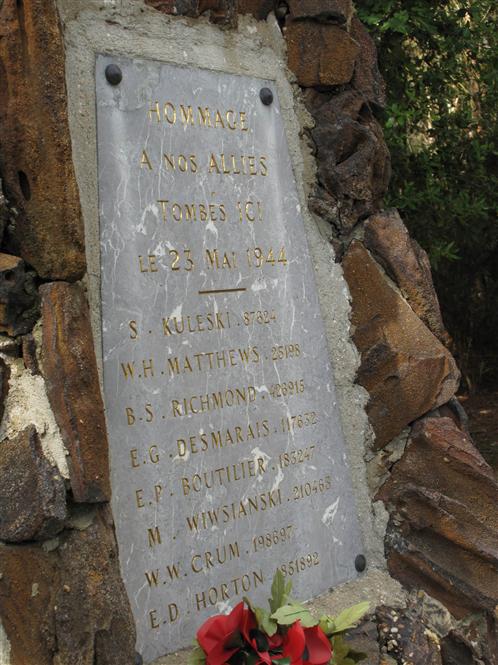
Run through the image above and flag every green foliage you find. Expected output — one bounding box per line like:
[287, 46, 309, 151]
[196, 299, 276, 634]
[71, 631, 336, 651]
[356, 0, 498, 389]
[319, 603, 370, 636]
[271, 604, 319, 628]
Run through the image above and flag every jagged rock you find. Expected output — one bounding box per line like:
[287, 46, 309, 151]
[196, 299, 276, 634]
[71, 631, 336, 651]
[342, 242, 459, 447]
[0, 508, 136, 665]
[0, 253, 39, 337]
[379, 416, 498, 618]
[22, 333, 40, 374]
[345, 620, 381, 664]
[0, 541, 57, 665]
[145, 0, 237, 23]
[145, 0, 191, 12]
[364, 209, 449, 344]
[0, 426, 67, 542]
[40, 282, 110, 503]
[377, 602, 443, 664]
[0, 356, 9, 423]
[53, 507, 136, 665]
[237, 0, 277, 19]
[350, 16, 386, 107]
[285, 21, 359, 87]
[307, 90, 391, 233]
[0, 0, 86, 281]
[287, 0, 352, 24]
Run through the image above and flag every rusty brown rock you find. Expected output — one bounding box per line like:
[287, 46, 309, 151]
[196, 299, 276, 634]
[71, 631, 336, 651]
[364, 209, 449, 344]
[0, 356, 9, 423]
[288, 0, 352, 24]
[306, 90, 391, 234]
[342, 242, 459, 448]
[237, 0, 277, 19]
[41, 282, 110, 503]
[0, 508, 136, 665]
[285, 21, 359, 87]
[376, 602, 443, 664]
[0, 253, 39, 337]
[379, 416, 498, 618]
[0, 426, 67, 542]
[0, 0, 86, 281]
[350, 16, 386, 107]
[0, 542, 57, 665]
[53, 507, 136, 665]
[22, 332, 40, 374]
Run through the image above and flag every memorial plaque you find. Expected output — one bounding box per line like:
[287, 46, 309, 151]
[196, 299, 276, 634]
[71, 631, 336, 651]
[96, 55, 362, 663]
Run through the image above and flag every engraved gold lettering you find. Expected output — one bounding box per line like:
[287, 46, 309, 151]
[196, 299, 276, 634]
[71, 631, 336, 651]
[129, 320, 138, 339]
[149, 609, 160, 629]
[194, 570, 264, 610]
[135, 489, 144, 508]
[148, 101, 161, 122]
[140, 150, 153, 170]
[147, 526, 162, 548]
[186, 490, 282, 531]
[172, 385, 256, 417]
[130, 448, 139, 468]
[164, 102, 176, 124]
[180, 104, 194, 125]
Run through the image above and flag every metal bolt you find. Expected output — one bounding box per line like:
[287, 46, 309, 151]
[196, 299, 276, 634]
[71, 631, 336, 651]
[105, 64, 122, 86]
[134, 653, 143, 665]
[355, 554, 367, 572]
[259, 87, 274, 106]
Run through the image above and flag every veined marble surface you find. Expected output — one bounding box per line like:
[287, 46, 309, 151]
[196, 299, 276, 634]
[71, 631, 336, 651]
[96, 55, 362, 663]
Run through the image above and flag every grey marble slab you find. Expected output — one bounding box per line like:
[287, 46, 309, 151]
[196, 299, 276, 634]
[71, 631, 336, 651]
[96, 54, 362, 663]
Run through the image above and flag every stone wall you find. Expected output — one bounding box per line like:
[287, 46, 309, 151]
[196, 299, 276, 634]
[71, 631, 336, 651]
[0, 1, 496, 664]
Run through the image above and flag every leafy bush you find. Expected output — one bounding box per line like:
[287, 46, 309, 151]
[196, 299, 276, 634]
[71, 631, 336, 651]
[356, 0, 498, 390]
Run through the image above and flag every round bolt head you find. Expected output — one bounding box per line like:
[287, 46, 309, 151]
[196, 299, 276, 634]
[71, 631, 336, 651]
[355, 554, 367, 572]
[259, 87, 274, 106]
[105, 64, 122, 86]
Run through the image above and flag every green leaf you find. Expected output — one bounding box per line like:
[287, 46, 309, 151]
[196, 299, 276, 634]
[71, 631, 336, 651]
[188, 641, 206, 665]
[269, 570, 291, 613]
[256, 607, 278, 637]
[330, 636, 368, 664]
[327, 603, 370, 635]
[271, 604, 318, 628]
[243, 596, 278, 636]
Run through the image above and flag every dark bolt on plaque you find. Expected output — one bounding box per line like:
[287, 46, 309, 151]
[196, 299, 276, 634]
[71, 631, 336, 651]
[134, 653, 143, 665]
[259, 87, 274, 106]
[105, 64, 122, 86]
[355, 554, 367, 572]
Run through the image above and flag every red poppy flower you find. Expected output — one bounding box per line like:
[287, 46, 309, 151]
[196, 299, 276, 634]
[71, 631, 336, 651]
[281, 622, 307, 665]
[302, 626, 332, 665]
[197, 602, 249, 665]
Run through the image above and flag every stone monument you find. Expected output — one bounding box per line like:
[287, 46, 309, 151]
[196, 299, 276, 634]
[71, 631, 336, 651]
[96, 56, 362, 662]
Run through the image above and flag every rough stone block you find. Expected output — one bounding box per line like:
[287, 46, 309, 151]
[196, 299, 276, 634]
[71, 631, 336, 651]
[0, 543, 57, 665]
[379, 417, 498, 617]
[307, 90, 390, 234]
[0, 357, 10, 423]
[288, 0, 352, 24]
[53, 508, 136, 665]
[0, 0, 86, 281]
[285, 21, 359, 87]
[342, 242, 459, 447]
[0, 253, 39, 337]
[350, 16, 386, 107]
[376, 602, 443, 664]
[364, 209, 449, 344]
[237, 0, 277, 19]
[0, 426, 67, 542]
[40, 282, 110, 503]
[0, 508, 136, 665]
